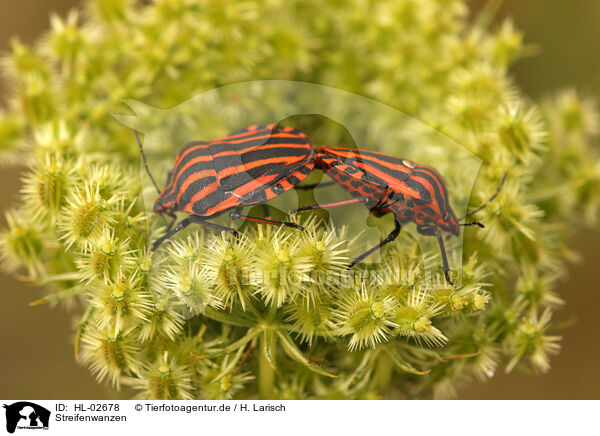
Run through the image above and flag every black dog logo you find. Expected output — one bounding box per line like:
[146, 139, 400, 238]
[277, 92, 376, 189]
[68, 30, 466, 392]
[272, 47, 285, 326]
[3, 402, 50, 433]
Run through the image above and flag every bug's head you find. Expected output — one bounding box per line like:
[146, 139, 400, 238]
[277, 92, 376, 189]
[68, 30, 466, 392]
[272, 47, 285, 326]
[151, 170, 176, 214]
[440, 208, 460, 236]
[153, 198, 167, 213]
[153, 186, 176, 214]
[410, 201, 460, 237]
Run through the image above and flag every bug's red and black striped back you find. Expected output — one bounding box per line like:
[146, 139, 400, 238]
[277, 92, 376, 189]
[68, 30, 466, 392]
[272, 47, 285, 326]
[314, 150, 391, 211]
[317, 146, 459, 235]
[155, 124, 315, 216]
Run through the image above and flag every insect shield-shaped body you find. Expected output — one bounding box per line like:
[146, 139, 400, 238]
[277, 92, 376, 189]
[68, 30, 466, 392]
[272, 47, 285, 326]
[136, 124, 315, 250]
[292, 146, 495, 286]
[314, 146, 460, 234]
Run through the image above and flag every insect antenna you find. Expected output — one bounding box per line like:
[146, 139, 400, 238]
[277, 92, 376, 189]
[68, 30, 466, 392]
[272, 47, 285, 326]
[459, 172, 507, 221]
[459, 221, 484, 228]
[134, 129, 162, 195]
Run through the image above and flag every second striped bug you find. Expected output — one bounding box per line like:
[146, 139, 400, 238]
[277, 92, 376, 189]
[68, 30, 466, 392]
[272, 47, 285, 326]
[292, 145, 506, 286]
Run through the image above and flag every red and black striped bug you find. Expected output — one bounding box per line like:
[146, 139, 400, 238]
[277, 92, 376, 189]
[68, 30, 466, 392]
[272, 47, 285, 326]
[292, 145, 506, 286]
[135, 124, 316, 250]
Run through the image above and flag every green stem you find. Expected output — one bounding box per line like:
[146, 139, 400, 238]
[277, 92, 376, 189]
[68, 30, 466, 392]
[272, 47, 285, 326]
[374, 351, 393, 396]
[267, 302, 278, 322]
[258, 338, 276, 400]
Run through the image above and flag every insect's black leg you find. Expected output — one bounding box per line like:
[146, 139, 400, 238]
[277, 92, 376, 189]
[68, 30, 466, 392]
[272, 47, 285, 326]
[347, 218, 402, 269]
[290, 196, 369, 214]
[294, 181, 336, 190]
[229, 210, 304, 231]
[152, 216, 240, 251]
[190, 215, 240, 237]
[434, 229, 455, 287]
[152, 217, 193, 251]
[165, 212, 177, 232]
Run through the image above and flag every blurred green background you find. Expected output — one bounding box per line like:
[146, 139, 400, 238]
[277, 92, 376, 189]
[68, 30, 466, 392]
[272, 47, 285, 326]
[1, 0, 598, 399]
